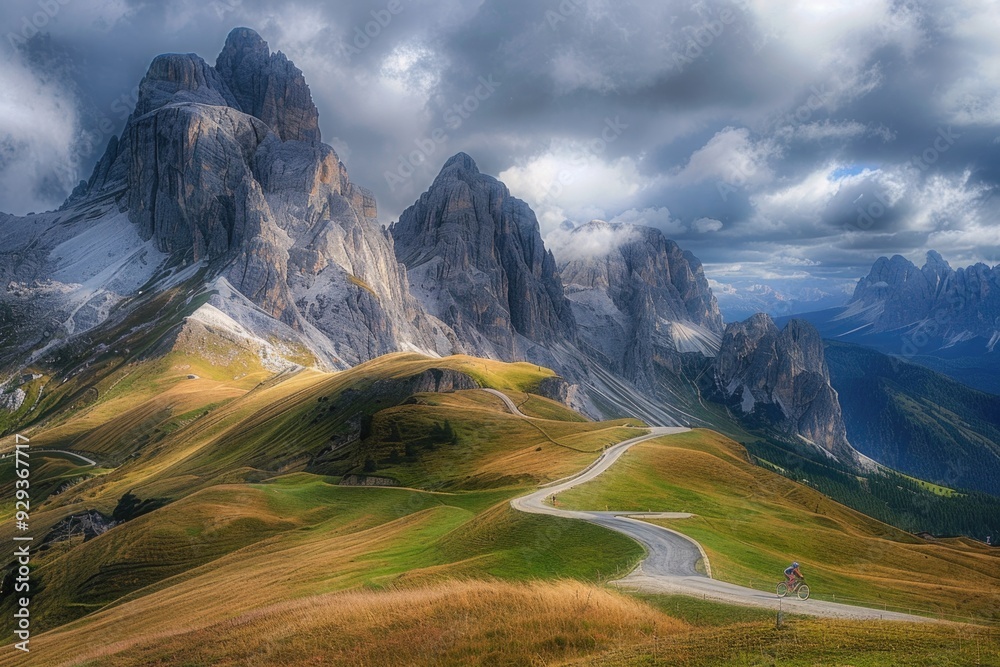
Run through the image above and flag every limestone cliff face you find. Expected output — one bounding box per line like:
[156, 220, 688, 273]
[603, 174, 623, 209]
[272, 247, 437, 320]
[713, 314, 858, 462]
[390, 153, 576, 359]
[557, 220, 723, 387]
[21, 28, 455, 369]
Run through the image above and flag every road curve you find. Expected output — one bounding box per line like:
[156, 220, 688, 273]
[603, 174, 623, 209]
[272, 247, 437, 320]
[497, 390, 934, 622]
[511, 425, 706, 580]
[33, 449, 98, 466]
[479, 388, 531, 417]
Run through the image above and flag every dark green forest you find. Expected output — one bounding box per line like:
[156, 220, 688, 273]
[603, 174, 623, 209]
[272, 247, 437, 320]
[745, 438, 1000, 543]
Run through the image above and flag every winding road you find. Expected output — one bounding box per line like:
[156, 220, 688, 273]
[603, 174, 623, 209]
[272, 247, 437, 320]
[492, 389, 934, 622]
[3, 449, 99, 466]
[36, 449, 99, 466]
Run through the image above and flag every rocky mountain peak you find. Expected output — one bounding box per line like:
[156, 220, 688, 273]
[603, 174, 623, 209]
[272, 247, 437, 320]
[741, 311, 780, 338]
[391, 154, 576, 359]
[923, 249, 951, 272]
[557, 220, 724, 333]
[438, 151, 480, 176]
[555, 220, 724, 390]
[133, 52, 240, 117]
[845, 250, 1000, 346]
[713, 314, 857, 462]
[219, 26, 270, 57]
[215, 27, 321, 142]
[1, 27, 463, 375]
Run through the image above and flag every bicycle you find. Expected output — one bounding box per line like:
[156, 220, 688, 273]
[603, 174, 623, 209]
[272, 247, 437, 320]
[776, 579, 810, 600]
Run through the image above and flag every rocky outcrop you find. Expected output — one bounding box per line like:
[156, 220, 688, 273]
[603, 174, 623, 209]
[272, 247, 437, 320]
[713, 314, 858, 462]
[557, 220, 723, 387]
[42, 510, 115, 544]
[385, 367, 481, 395]
[390, 153, 576, 360]
[0, 388, 26, 413]
[535, 376, 572, 405]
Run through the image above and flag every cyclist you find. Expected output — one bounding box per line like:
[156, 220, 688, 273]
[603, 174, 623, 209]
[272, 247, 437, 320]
[784, 562, 804, 587]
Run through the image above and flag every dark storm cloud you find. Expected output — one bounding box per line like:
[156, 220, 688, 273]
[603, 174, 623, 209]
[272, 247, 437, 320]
[2, 0, 998, 301]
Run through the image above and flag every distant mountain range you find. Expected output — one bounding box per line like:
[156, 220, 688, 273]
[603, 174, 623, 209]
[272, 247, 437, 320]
[712, 281, 851, 322]
[779, 251, 1000, 394]
[5, 27, 998, 484]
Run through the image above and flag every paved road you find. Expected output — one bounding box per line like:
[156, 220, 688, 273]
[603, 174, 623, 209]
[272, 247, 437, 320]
[497, 391, 934, 622]
[479, 388, 531, 417]
[33, 449, 98, 466]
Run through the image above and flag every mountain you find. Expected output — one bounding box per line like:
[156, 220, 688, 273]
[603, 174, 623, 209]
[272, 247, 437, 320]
[556, 220, 723, 388]
[390, 153, 576, 360]
[782, 251, 1000, 394]
[711, 314, 859, 464]
[2, 27, 455, 374]
[825, 341, 1000, 495]
[4, 27, 1000, 666]
[848, 251, 1000, 343]
[1, 27, 857, 467]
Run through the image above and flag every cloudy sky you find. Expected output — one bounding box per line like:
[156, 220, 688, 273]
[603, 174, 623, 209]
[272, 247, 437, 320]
[2, 0, 999, 314]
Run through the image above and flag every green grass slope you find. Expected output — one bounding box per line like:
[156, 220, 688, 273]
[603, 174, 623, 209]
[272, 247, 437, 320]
[0, 344, 649, 637]
[559, 429, 1000, 623]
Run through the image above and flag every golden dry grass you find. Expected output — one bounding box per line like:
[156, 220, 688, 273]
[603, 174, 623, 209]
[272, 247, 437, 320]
[18, 581, 686, 667]
[578, 616, 1000, 666]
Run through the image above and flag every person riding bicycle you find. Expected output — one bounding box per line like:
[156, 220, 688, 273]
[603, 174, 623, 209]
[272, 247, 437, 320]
[784, 562, 804, 586]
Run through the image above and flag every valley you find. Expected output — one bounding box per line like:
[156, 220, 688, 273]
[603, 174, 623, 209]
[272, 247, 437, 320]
[1, 21, 998, 666]
[1, 354, 996, 665]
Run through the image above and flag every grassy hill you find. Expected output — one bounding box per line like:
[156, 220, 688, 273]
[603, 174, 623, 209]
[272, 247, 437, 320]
[1, 322, 998, 664]
[558, 429, 1000, 624]
[0, 345, 652, 636]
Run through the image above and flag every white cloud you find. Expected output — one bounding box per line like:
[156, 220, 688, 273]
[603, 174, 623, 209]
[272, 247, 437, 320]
[934, 1, 1000, 125]
[546, 220, 643, 262]
[692, 217, 723, 233]
[676, 127, 777, 187]
[905, 170, 990, 233]
[498, 143, 649, 234]
[0, 52, 81, 214]
[747, 0, 923, 84]
[707, 278, 738, 295]
[610, 207, 685, 235]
